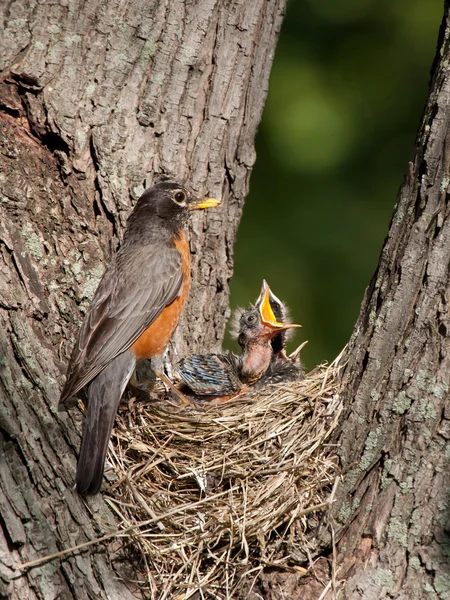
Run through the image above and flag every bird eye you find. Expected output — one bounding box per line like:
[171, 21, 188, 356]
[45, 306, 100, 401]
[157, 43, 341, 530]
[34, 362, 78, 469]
[173, 190, 187, 204]
[246, 313, 257, 325]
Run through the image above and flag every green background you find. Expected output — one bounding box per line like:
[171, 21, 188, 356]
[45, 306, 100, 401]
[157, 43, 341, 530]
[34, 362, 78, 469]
[229, 0, 442, 369]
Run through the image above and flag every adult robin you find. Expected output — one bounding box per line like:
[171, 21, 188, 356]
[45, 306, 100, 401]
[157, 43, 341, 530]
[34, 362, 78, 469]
[253, 281, 307, 387]
[59, 182, 220, 494]
[175, 285, 300, 398]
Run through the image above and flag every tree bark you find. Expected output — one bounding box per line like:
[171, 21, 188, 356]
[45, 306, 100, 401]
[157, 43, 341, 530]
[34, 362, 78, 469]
[330, 14, 450, 596]
[0, 1, 285, 597]
[259, 6, 450, 600]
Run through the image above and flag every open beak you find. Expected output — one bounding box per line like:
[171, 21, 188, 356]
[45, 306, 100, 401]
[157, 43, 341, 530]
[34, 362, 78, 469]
[256, 280, 285, 316]
[188, 196, 221, 210]
[256, 279, 269, 306]
[259, 286, 301, 331]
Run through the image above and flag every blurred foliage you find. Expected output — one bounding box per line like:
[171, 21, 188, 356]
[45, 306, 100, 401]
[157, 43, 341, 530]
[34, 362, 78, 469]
[228, 0, 442, 369]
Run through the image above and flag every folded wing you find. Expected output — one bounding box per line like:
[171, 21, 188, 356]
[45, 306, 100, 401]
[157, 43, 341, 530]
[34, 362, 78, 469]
[60, 243, 183, 403]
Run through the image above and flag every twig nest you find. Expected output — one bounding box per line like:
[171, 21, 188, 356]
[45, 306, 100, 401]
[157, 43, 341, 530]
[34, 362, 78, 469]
[107, 359, 343, 598]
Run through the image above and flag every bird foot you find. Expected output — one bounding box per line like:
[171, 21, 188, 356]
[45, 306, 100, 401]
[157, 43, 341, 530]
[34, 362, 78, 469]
[129, 360, 157, 395]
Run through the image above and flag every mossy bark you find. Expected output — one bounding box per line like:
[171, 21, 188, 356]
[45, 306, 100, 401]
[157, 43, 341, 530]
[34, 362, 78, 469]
[0, 1, 285, 597]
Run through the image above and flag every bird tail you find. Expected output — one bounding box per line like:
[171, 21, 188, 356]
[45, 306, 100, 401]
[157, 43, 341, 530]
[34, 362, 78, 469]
[76, 352, 136, 495]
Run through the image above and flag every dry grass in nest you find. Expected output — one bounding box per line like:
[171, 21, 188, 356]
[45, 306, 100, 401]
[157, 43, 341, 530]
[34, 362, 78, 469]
[105, 355, 344, 599]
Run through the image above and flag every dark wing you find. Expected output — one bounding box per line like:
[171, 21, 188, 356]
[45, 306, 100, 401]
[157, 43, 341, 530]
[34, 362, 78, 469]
[60, 243, 183, 403]
[255, 356, 305, 388]
[175, 354, 242, 395]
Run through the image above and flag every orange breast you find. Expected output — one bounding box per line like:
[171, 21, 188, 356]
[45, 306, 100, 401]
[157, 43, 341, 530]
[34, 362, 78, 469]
[131, 231, 191, 359]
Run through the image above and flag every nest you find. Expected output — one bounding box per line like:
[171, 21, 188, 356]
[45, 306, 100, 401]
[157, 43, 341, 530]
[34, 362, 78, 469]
[106, 356, 343, 599]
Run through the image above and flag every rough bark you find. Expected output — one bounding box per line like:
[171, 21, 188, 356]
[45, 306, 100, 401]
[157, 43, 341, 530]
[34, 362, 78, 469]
[331, 18, 450, 597]
[0, 1, 285, 598]
[272, 6, 450, 600]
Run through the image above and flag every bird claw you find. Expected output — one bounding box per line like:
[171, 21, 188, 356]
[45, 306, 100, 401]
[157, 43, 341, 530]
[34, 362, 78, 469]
[129, 360, 157, 394]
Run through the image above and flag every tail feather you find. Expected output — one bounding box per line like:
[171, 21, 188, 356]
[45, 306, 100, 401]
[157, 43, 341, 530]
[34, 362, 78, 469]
[76, 352, 136, 495]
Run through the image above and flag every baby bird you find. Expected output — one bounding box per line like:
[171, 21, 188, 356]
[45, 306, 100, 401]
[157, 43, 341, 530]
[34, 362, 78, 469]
[175, 285, 301, 399]
[253, 280, 307, 387]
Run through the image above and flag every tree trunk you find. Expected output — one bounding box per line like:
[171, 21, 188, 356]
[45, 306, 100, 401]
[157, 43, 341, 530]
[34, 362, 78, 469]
[259, 6, 450, 600]
[0, 1, 285, 597]
[330, 13, 450, 595]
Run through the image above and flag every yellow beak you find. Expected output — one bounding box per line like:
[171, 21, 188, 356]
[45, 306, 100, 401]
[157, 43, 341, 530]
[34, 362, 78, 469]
[259, 287, 301, 330]
[189, 196, 221, 210]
